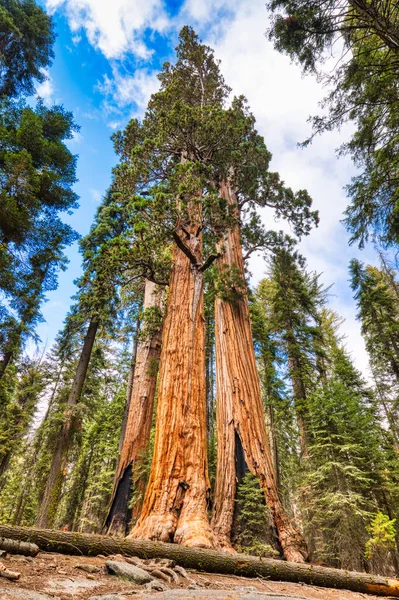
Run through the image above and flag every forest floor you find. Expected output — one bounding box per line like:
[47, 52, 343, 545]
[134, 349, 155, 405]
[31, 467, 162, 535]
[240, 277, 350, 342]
[0, 552, 389, 600]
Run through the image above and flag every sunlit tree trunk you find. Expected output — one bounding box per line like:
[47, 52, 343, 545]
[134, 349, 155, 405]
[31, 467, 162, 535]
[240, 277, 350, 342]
[36, 317, 99, 529]
[287, 347, 310, 457]
[130, 212, 215, 547]
[211, 180, 308, 563]
[105, 280, 163, 536]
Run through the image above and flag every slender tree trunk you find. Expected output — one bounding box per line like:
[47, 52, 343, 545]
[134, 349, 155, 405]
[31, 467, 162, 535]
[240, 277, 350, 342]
[105, 280, 163, 536]
[211, 180, 307, 563]
[36, 317, 99, 529]
[261, 354, 281, 489]
[130, 226, 215, 547]
[117, 311, 142, 457]
[287, 346, 309, 457]
[369, 304, 399, 379]
[0, 350, 13, 379]
[265, 402, 280, 489]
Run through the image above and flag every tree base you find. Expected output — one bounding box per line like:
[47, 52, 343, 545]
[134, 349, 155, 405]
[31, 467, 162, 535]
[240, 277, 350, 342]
[130, 514, 216, 548]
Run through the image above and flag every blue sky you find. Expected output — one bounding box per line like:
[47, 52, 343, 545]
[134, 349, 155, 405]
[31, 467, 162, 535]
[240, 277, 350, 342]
[32, 0, 377, 375]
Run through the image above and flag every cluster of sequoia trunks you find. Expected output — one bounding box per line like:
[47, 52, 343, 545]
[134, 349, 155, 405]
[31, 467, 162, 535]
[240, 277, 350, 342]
[104, 179, 308, 562]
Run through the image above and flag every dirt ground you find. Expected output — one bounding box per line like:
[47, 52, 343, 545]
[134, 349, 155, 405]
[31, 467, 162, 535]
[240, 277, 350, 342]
[0, 552, 391, 600]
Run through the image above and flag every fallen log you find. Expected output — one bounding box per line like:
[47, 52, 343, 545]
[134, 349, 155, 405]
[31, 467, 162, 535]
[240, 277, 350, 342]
[0, 525, 398, 597]
[0, 536, 39, 557]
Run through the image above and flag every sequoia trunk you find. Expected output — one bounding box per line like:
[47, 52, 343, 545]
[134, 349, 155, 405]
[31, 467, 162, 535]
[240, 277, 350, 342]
[130, 232, 214, 547]
[105, 280, 163, 536]
[211, 180, 307, 563]
[36, 317, 99, 529]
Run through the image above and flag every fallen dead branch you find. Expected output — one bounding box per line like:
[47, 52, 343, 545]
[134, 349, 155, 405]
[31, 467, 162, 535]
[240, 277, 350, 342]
[0, 561, 20, 581]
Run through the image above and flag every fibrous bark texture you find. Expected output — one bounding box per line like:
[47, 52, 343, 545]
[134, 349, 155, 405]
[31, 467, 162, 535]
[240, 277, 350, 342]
[211, 180, 307, 563]
[105, 280, 163, 536]
[36, 317, 99, 529]
[1, 526, 399, 597]
[130, 228, 215, 547]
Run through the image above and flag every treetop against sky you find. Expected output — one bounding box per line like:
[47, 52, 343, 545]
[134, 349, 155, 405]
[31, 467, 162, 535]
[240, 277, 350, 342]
[32, 0, 377, 376]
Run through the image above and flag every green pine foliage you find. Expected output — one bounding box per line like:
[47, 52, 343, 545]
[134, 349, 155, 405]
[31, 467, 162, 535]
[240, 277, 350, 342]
[255, 248, 326, 458]
[0, 357, 45, 478]
[267, 0, 399, 248]
[112, 27, 317, 291]
[235, 471, 278, 558]
[350, 259, 399, 443]
[0, 0, 55, 98]
[253, 250, 399, 572]
[365, 512, 396, 560]
[0, 5, 80, 453]
[2, 16, 399, 576]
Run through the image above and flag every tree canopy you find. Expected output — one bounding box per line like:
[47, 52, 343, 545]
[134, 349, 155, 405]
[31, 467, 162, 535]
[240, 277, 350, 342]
[0, 0, 55, 98]
[267, 0, 399, 248]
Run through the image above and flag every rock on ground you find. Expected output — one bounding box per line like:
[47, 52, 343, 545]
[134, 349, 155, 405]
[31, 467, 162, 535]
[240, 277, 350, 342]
[105, 560, 153, 584]
[145, 580, 168, 592]
[76, 563, 101, 573]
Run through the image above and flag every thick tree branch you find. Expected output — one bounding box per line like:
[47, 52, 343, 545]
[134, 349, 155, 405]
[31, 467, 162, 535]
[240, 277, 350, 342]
[200, 253, 221, 272]
[172, 231, 199, 266]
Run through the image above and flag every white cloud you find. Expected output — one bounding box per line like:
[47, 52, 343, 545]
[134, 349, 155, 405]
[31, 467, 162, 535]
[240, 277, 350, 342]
[98, 65, 160, 116]
[90, 188, 102, 203]
[36, 71, 55, 105]
[70, 129, 83, 143]
[181, 0, 239, 24]
[107, 120, 122, 130]
[45, 0, 169, 59]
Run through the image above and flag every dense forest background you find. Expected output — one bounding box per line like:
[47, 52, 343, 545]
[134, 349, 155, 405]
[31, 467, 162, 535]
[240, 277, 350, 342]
[1, 0, 399, 578]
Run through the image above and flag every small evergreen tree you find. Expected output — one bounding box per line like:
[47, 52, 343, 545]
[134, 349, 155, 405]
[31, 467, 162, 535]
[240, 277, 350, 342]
[235, 471, 278, 557]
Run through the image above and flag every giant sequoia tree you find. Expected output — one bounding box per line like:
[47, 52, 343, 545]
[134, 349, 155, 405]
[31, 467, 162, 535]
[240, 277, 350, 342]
[111, 27, 317, 557]
[211, 165, 316, 560]
[117, 29, 235, 548]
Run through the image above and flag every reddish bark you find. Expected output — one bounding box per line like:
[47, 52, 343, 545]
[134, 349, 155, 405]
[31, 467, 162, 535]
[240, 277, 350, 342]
[211, 180, 308, 563]
[130, 218, 215, 548]
[105, 280, 163, 536]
